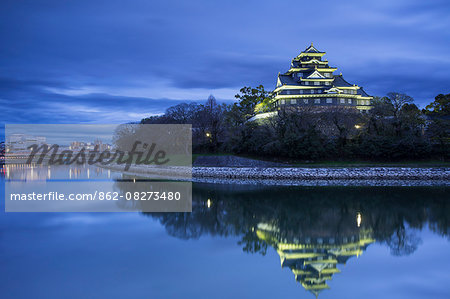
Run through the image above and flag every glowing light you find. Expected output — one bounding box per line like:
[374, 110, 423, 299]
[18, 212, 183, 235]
[205, 132, 211, 138]
[207, 199, 211, 208]
[354, 125, 361, 129]
[356, 212, 362, 227]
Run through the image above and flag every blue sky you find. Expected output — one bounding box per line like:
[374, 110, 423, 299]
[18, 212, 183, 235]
[1, 0, 449, 128]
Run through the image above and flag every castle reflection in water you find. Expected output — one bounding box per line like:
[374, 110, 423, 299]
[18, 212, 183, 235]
[256, 221, 374, 297]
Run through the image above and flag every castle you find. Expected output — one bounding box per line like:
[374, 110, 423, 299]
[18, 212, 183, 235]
[270, 43, 373, 113]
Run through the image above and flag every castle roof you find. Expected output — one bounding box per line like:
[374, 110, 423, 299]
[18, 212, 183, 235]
[303, 42, 324, 54]
[358, 87, 371, 97]
[278, 73, 297, 85]
[332, 75, 353, 87]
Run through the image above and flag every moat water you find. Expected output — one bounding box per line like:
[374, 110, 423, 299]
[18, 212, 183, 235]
[1, 165, 449, 299]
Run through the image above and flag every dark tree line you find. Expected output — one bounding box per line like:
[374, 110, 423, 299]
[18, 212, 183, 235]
[142, 95, 228, 152]
[141, 89, 450, 162]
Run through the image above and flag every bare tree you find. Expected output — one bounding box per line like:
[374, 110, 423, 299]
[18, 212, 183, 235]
[386, 92, 414, 118]
[166, 102, 199, 123]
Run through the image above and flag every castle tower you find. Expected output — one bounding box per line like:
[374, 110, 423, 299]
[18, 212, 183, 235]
[271, 43, 373, 112]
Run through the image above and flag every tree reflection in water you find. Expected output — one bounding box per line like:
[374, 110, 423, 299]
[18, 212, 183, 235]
[114, 181, 449, 296]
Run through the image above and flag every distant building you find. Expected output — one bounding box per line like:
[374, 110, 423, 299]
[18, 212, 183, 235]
[271, 43, 373, 113]
[7, 134, 46, 152]
[70, 140, 111, 151]
[70, 141, 85, 150]
[25, 136, 46, 149]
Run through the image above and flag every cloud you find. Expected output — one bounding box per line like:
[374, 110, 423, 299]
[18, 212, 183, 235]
[0, 0, 449, 125]
[0, 77, 191, 123]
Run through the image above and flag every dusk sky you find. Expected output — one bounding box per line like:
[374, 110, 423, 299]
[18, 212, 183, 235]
[1, 0, 449, 127]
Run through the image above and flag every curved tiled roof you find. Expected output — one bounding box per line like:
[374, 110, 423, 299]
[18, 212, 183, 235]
[333, 75, 372, 97]
[278, 74, 297, 85]
[357, 87, 371, 97]
[332, 75, 353, 87]
[303, 43, 324, 54]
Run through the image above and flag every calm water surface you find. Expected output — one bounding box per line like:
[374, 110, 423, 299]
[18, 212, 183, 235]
[1, 165, 449, 299]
